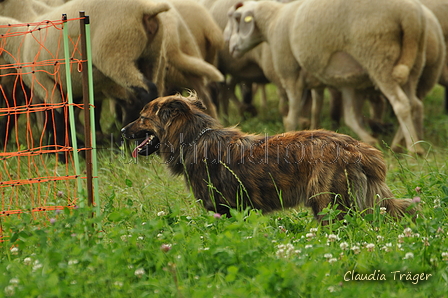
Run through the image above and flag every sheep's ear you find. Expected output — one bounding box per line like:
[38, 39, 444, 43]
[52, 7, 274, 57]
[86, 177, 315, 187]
[143, 2, 170, 35]
[235, 2, 244, 11]
[239, 10, 255, 37]
[158, 99, 190, 122]
[143, 15, 159, 35]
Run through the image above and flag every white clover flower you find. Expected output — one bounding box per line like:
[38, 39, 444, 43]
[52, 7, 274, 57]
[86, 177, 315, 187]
[381, 243, 393, 252]
[403, 227, 413, 237]
[68, 260, 79, 266]
[351, 246, 360, 254]
[366, 243, 375, 252]
[328, 258, 337, 264]
[376, 235, 384, 242]
[137, 236, 144, 241]
[305, 233, 315, 239]
[276, 243, 297, 258]
[441, 252, 448, 261]
[32, 260, 42, 272]
[134, 268, 146, 278]
[433, 199, 441, 208]
[23, 257, 32, 265]
[379, 207, 387, 215]
[340, 242, 349, 250]
[324, 253, 333, 259]
[310, 228, 318, 233]
[403, 252, 414, 259]
[305, 244, 313, 249]
[114, 281, 123, 287]
[157, 211, 166, 216]
[10, 247, 18, 255]
[9, 278, 19, 285]
[4, 285, 15, 297]
[327, 234, 338, 242]
[276, 248, 286, 258]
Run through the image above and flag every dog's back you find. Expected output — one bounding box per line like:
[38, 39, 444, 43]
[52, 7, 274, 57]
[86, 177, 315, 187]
[122, 94, 415, 220]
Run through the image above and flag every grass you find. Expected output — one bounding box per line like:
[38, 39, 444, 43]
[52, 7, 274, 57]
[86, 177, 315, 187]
[1, 84, 448, 297]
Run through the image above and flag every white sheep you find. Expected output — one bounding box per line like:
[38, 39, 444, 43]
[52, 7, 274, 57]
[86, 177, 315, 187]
[1, 0, 170, 156]
[420, 0, 448, 112]
[158, 0, 224, 118]
[207, 0, 282, 119]
[227, 0, 427, 155]
[327, 1, 445, 145]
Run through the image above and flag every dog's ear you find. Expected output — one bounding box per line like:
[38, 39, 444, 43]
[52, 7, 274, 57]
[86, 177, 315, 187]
[158, 99, 190, 122]
[191, 99, 206, 111]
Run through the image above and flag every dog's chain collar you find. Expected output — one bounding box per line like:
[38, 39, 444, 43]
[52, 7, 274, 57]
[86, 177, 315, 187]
[193, 127, 212, 143]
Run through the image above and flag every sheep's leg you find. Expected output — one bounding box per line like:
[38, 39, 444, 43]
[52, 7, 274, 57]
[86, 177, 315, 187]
[445, 87, 448, 113]
[227, 77, 242, 109]
[377, 84, 424, 155]
[217, 82, 230, 121]
[240, 83, 257, 117]
[340, 87, 378, 146]
[390, 95, 423, 152]
[277, 86, 288, 117]
[409, 94, 424, 140]
[310, 88, 324, 129]
[329, 88, 343, 130]
[283, 74, 305, 131]
[402, 79, 424, 140]
[253, 83, 267, 109]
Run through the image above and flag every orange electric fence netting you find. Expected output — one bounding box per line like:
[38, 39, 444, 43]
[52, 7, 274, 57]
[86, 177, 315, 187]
[0, 17, 94, 241]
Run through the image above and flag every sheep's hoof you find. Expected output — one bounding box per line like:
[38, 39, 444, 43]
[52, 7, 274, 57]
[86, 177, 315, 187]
[410, 145, 425, 157]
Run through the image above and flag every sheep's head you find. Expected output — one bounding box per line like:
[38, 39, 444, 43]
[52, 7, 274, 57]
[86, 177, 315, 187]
[224, 1, 264, 59]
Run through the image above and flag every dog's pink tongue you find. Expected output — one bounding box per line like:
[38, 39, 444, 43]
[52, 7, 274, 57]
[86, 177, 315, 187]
[132, 136, 152, 158]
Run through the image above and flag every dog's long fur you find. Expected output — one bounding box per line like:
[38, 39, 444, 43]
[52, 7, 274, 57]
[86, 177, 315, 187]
[121, 94, 415, 221]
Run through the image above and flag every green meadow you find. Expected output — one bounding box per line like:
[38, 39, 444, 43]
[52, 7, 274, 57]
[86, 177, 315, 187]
[1, 85, 447, 297]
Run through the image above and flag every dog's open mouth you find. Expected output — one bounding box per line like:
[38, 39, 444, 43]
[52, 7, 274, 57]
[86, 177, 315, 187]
[131, 133, 160, 158]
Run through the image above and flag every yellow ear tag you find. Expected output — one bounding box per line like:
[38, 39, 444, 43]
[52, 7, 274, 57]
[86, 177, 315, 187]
[244, 16, 253, 22]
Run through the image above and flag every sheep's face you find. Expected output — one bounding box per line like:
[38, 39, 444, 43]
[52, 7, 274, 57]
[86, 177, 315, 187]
[225, 2, 264, 58]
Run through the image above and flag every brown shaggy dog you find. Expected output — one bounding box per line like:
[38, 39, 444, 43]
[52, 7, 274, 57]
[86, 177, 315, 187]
[121, 94, 415, 221]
